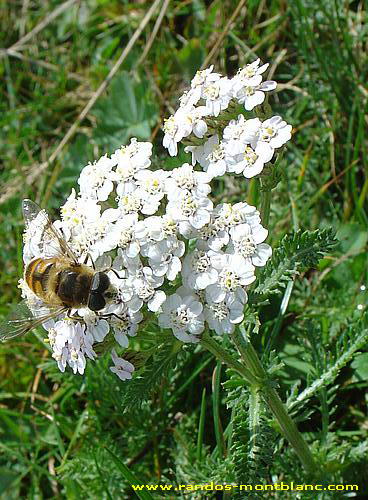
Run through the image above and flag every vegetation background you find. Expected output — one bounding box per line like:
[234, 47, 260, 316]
[0, 0, 367, 498]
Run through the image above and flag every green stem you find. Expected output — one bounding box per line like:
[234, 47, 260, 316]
[260, 186, 271, 227]
[263, 385, 316, 473]
[212, 362, 225, 457]
[201, 331, 261, 387]
[231, 328, 316, 474]
[201, 329, 317, 474]
[196, 388, 207, 461]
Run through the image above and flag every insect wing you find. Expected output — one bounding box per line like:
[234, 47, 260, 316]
[0, 301, 66, 342]
[22, 199, 78, 263]
[22, 198, 44, 225]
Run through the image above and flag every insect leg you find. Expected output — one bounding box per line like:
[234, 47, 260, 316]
[102, 268, 123, 279]
[65, 310, 83, 322]
[83, 253, 96, 269]
[99, 312, 125, 321]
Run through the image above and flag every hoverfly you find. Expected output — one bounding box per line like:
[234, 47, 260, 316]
[0, 199, 116, 341]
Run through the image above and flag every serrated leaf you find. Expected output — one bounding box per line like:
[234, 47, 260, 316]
[118, 339, 182, 410]
[252, 229, 338, 300]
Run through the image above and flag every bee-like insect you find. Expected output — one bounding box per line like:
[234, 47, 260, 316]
[0, 199, 116, 341]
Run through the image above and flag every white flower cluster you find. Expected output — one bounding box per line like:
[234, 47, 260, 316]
[163, 59, 291, 181]
[159, 201, 271, 342]
[186, 114, 291, 179]
[20, 57, 291, 380]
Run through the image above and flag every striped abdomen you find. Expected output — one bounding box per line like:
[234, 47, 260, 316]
[24, 258, 93, 308]
[25, 258, 58, 303]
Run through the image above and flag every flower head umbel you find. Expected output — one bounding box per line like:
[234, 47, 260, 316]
[19, 54, 290, 380]
[231, 59, 277, 111]
[204, 296, 244, 335]
[158, 290, 204, 343]
[206, 253, 255, 304]
[78, 155, 115, 201]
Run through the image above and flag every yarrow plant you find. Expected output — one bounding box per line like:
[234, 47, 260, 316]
[17, 57, 326, 473]
[19, 58, 284, 376]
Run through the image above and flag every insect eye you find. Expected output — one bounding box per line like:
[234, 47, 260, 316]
[88, 293, 106, 311]
[91, 272, 110, 293]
